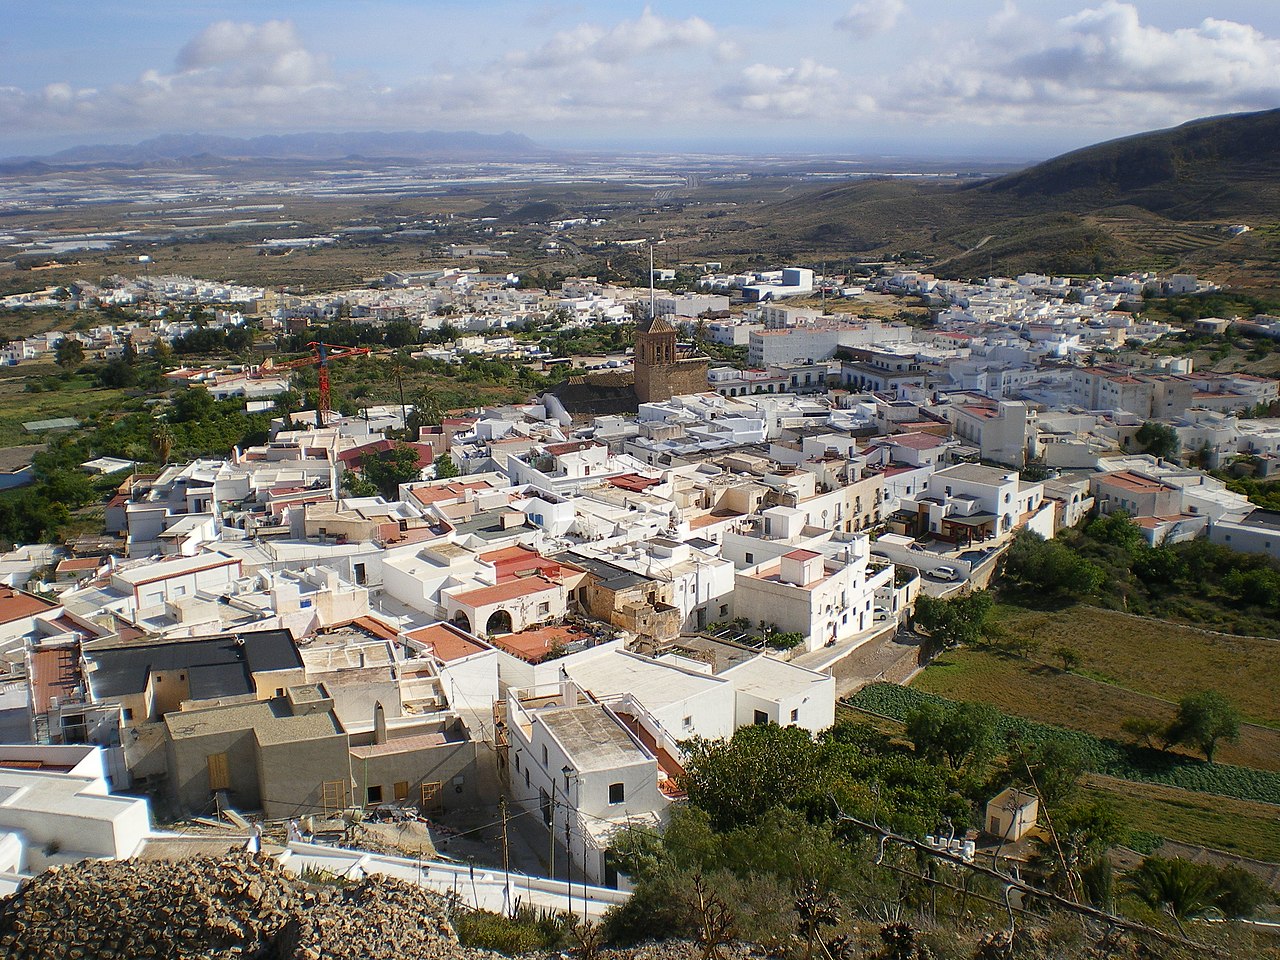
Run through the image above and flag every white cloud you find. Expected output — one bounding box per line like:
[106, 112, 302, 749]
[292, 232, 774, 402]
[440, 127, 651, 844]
[508, 7, 719, 70]
[902, 2, 1280, 127]
[1, 4, 1277, 149]
[721, 60, 863, 117]
[836, 0, 906, 37]
[175, 20, 331, 89]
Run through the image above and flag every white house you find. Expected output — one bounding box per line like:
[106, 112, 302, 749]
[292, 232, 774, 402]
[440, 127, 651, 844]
[506, 693, 670, 888]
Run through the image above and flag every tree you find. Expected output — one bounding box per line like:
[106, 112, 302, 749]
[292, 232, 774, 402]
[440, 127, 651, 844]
[1212, 865, 1274, 919]
[1053, 646, 1081, 672]
[677, 724, 820, 831]
[1030, 798, 1125, 897]
[905, 701, 999, 773]
[434, 452, 460, 479]
[151, 423, 174, 466]
[1127, 857, 1220, 920]
[405, 390, 444, 439]
[95, 359, 138, 389]
[359, 443, 425, 500]
[1016, 738, 1086, 808]
[912, 590, 994, 648]
[1135, 421, 1180, 461]
[55, 338, 85, 372]
[341, 469, 378, 498]
[1003, 531, 1106, 595]
[1120, 716, 1166, 750]
[1166, 690, 1240, 762]
[1083, 511, 1144, 553]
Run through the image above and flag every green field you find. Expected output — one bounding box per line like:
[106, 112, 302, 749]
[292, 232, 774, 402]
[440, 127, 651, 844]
[912, 647, 1280, 773]
[959, 605, 1279, 726]
[1082, 775, 1280, 863]
[0, 370, 132, 449]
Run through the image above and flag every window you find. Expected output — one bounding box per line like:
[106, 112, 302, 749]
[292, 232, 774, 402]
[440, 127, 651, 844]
[719, 604, 728, 617]
[122, 707, 133, 721]
[790, 708, 800, 723]
[682, 716, 693, 730]
[525, 768, 530, 788]
[608, 782, 625, 804]
[514, 752, 520, 772]
[541, 744, 548, 767]
[754, 710, 769, 725]
[275, 688, 285, 697]
[354, 563, 367, 585]
[366, 785, 383, 805]
[745, 552, 754, 564]
[538, 602, 550, 616]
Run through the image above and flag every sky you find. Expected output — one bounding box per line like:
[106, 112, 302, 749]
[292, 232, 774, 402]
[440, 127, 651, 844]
[2, 0, 1280, 160]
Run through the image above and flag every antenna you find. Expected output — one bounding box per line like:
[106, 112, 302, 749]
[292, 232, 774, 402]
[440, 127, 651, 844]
[648, 241, 656, 320]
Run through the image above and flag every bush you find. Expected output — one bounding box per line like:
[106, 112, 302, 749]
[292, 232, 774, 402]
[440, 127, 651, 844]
[454, 907, 574, 954]
[847, 683, 1280, 805]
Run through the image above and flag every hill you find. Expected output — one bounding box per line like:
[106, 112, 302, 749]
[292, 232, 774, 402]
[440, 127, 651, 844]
[2, 129, 544, 165]
[740, 109, 1280, 286]
[976, 108, 1280, 220]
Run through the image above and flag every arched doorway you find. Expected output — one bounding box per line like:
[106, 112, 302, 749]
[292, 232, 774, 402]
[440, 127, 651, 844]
[486, 609, 513, 635]
[453, 611, 472, 633]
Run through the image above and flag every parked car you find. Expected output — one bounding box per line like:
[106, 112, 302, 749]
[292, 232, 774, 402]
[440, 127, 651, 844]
[932, 564, 960, 581]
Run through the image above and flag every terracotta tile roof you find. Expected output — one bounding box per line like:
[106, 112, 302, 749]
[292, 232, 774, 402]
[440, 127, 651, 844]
[453, 575, 560, 607]
[0, 588, 57, 625]
[404, 623, 490, 662]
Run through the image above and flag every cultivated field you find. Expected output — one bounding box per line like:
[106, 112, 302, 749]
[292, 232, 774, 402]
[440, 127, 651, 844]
[1082, 774, 1280, 863]
[911, 605, 1280, 770]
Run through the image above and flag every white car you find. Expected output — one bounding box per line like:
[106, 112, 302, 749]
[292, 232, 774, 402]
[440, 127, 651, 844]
[932, 565, 960, 581]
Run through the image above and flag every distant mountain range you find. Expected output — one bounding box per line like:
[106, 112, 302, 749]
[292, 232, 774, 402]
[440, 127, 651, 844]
[3, 130, 544, 165]
[741, 109, 1280, 286]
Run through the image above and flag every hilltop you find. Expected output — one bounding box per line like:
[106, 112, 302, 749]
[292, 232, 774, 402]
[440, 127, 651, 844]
[1, 129, 545, 166]
[735, 109, 1280, 287]
[975, 108, 1280, 219]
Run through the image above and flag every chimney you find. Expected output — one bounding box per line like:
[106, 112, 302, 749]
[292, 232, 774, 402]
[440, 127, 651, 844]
[373, 701, 387, 745]
[558, 665, 579, 707]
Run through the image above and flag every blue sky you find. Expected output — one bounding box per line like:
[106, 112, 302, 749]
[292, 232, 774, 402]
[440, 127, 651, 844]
[3, 1, 1280, 159]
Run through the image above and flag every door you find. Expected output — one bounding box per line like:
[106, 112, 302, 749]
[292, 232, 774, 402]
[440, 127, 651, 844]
[206, 752, 230, 792]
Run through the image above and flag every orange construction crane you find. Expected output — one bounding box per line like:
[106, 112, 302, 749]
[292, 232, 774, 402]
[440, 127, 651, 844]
[262, 342, 371, 427]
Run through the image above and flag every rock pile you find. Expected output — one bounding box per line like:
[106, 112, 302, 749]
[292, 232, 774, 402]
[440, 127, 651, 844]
[0, 853, 466, 960]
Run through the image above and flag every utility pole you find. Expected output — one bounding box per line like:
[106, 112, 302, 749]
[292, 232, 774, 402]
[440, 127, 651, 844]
[548, 786, 556, 879]
[393, 357, 408, 435]
[565, 813, 573, 913]
[499, 796, 510, 876]
[648, 242, 656, 320]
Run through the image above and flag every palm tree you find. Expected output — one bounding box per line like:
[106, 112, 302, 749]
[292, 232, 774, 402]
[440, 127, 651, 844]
[151, 423, 174, 466]
[1127, 857, 1218, 920]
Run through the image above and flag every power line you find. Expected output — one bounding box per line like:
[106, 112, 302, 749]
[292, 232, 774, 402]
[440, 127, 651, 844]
[829, 804, 1222, 957]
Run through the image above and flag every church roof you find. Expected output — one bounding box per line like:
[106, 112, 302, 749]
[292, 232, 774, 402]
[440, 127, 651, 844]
[636, 314, 676, 336]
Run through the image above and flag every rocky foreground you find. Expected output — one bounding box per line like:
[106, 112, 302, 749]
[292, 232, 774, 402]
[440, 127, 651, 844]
[0, 852, 468, 960]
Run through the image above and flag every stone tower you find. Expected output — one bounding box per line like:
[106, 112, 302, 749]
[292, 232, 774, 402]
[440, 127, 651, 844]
[634, 314, 706, 404]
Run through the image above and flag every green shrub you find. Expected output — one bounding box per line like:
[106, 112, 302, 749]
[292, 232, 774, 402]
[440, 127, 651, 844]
[454, 906, 574, 955]
[847, 683, 1280, 805]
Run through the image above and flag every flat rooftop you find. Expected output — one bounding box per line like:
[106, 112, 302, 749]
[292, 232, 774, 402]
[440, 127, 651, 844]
[1241, 508, 1280, 531]
[540, 704, 649, 773]
[566, 649, 726, 708]
[933, 463, 1015, 485]
[722, 656, 829, 700]
[85, 629, 301, 701]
